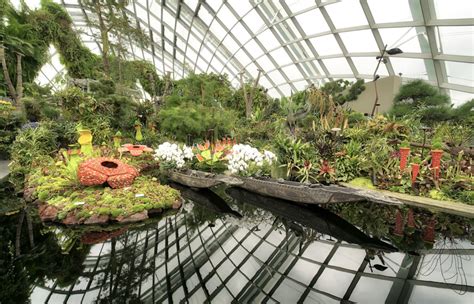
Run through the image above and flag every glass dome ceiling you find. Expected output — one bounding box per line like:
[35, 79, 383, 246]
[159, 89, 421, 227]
[28, 0, 474, 105]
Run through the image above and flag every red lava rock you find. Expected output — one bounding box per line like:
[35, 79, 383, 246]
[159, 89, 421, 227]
[116, 211, 148, 223]
[172, 199, 183, 209]
[39, 204, 58, 222]
[81, 228, 128, 244]
[78, 157, 139, 189]
[62, 212, 82, 225]
[84, 214, 110, 225]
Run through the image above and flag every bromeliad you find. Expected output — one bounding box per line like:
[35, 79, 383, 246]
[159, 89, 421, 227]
[195, 139, 233, 165]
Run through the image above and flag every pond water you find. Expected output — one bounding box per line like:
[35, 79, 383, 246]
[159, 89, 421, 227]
[1, 184, 473, 304]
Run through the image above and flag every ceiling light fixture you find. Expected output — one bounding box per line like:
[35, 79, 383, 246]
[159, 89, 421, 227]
[370, 44, 403, 116]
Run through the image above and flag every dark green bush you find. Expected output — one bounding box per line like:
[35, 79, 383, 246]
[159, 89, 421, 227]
[159, 103, 237, 142]
[389, 80, 452, 125]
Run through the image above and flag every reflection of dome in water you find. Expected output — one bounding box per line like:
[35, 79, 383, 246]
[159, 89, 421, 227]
[29, 201, 473, 303]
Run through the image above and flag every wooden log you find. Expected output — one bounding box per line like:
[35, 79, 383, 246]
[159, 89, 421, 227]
[341, 182, 474, 218]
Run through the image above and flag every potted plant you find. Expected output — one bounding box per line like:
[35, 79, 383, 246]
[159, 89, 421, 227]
[410, 156, 421, 186]
[430, 138, 444, 180]
[399, 140, 411, 171]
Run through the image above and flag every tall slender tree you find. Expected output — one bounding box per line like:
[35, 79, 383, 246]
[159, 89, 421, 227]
[81, 0, 150, 78]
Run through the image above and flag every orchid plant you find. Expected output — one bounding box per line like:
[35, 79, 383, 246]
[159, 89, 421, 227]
[227, 144, 277, 176]
[154, 142, 193, 169]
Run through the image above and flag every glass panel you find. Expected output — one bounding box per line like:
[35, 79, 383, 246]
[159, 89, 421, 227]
[234, 49, 252, 66]
[184, 0, 199, 12]
[379, 27, 423, 53]
[391, 58, 430, 80]
[434, 0, 474, 19]
[279, 84, 292, 96]
[272, 278, 306, 303]
[439, 26, 474, 56]
[368, 0, 419, 23]
[322, 58, 352, 75]
[313, 268, 354, 298]
[445, 61, 474, 87]
[288, 259, 321, 285]
[352, 57, 389, 76]
[350, 277, 393, 303]
[222, 36, 240, 53]
[450, 90, 474, 106]
[282, 65, 304, 81]
[293, 80, 309, 91]
[295, 9, 329, 35]
[310, 35, 341, 56]
[267, 70, 287, 85]
[233, 23, 251, 43]
[288, 0, 316, 14]
[340, 30, 379, 53]
[269, 48, 293, 66]
[210, 21, 227, 41]
[199, 6, 214, 25]
[219, 5, 238, 29]
[227, 0, 253, 17]
[325, 0, 368, 29]
[244, 39, 264, 58]
[257, 30, 281, 50]
[328, 247, 366, 271]
[409, 285, 474, 304]
[242, 10, 264, 35]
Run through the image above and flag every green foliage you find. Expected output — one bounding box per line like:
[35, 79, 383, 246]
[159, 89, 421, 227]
[159, 102, 237, 142]
[8, 124, 59, 191]
[320, 79, 365, 105]
[38, 0, 100, 78]
[390, 80, 452, 125]
[165, 73, 234, 106]
[347, 111, 367, 125]
[431, 137, 443, 150]
[451, 99, 474, 125]
[433, 123, 473, 147]
[272, 135, 316, 180]
[0, 100, 25, 159]
[1, 0, 163, 98]
[0, 0, 50, 87]
[228, 83, 276, 118]
[30, 161, 181, 219]
[335, 140, 366, 182]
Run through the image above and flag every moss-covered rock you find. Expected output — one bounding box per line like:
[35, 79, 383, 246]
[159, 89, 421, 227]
[28, 154, 182, 225]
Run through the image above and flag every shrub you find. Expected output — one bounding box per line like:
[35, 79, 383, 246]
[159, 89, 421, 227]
[389, 80, 452, 125]
[159, 103, 237, 142]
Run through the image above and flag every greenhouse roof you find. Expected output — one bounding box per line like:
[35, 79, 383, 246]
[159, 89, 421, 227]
[26, 0, 474, 105]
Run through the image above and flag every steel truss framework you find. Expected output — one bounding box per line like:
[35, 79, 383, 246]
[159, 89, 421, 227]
[31, 0, 474, 104]
[37, 0, 473, 103]
[31, 210, 474, 303]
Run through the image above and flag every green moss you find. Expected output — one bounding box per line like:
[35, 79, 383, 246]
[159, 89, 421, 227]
[349, 177, 376, 190]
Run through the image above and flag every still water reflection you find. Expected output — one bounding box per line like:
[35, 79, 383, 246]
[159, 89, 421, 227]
[1, 185, 473, 303]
